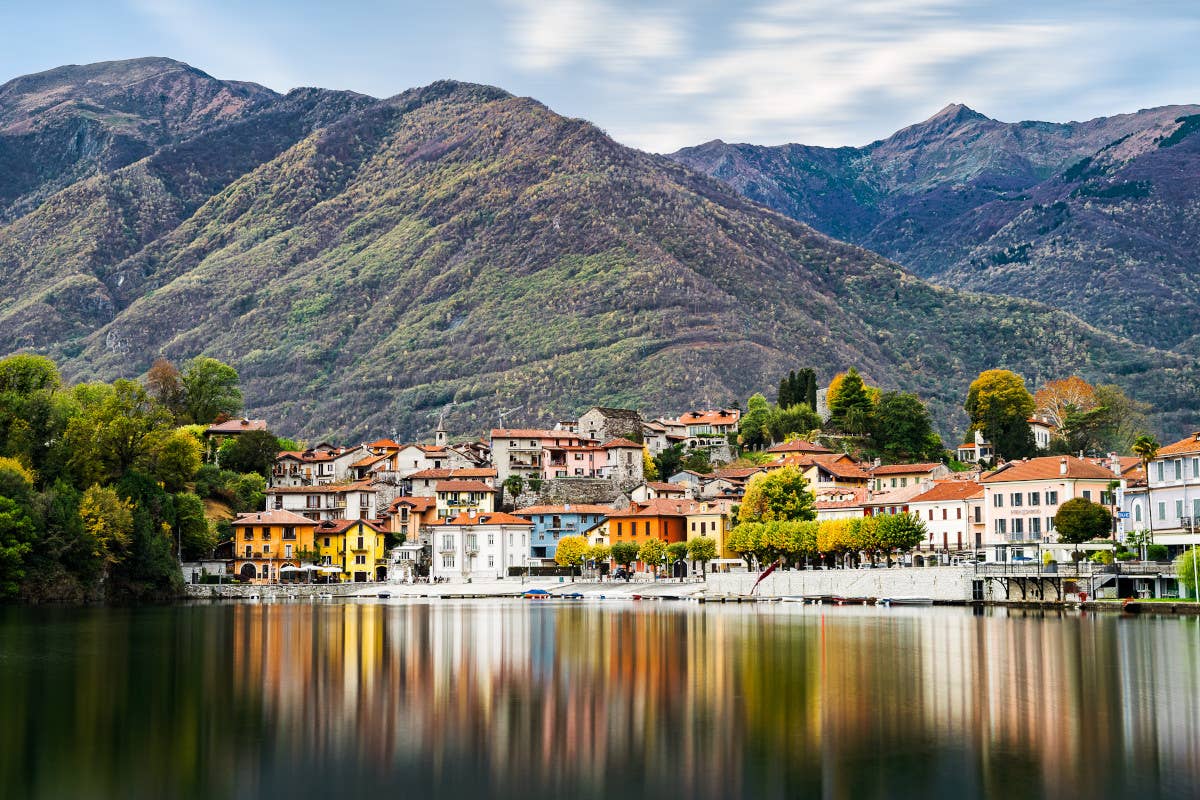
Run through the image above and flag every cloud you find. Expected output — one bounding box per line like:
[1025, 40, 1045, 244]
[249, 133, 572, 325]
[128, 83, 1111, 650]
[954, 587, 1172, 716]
[503, 0, 683, 73]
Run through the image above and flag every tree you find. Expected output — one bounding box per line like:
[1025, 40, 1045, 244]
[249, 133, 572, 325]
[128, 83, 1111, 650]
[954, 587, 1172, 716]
[181, 357, 243, 425]
[586, 543, 610, 566]
[79, 485, 134, 569]
[666, 540, 689, 575]
[173, 491, 216, 560]
[1177, 548, 1200, 600]
[875, 513, 928, 564]
[554, 535, 588, 569]
[828, 368, 874, 432]
[1092, 384, 1150, 453]
[642, 447, 658, 481]
[145, 358, 186, 420]
[1054, 498, 1112, 553]
[686, 536, 718, 578]
[141, 428, 203, 492]
[1131, 434, 1159, 542]
[218, 429, 281, 477]
[869, 392, 943, 461]
[653, 443, 685, 481]
[738, 466, 815, 524]
[503, 475, 524, 505]
[0, 496, 35, 597]
[681, 448, 712, 474]
[766, 403, 821, 444]
[738, 393, 771, 449]
[64, 380, 174, 487]
[1034, 376, 1097, 431]
[965, 369, 1036, 460]
[638, 538, 667, 576]
[610, 541, 640, 570]
[727, 522, 763, 569]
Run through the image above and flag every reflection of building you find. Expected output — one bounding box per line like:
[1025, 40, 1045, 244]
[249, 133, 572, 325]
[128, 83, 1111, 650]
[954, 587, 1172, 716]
[231, 509, 316, 583]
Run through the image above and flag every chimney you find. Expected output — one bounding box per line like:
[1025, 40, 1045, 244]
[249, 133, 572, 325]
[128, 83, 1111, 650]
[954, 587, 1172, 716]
[1109, 452, 1121, 475]
[1059, 458, 1068, 476]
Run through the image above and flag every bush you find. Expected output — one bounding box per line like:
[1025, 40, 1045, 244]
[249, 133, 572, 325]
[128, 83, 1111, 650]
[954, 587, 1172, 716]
[1146, 544, 1169, 562]
[1115, 550, 1136, 562]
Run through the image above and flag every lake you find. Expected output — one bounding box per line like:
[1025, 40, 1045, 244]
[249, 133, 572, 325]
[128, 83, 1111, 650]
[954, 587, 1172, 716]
[1, 601, 1198, 799]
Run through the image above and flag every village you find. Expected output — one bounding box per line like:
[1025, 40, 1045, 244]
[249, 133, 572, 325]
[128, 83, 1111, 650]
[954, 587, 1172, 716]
[200, 391, 1200, 603]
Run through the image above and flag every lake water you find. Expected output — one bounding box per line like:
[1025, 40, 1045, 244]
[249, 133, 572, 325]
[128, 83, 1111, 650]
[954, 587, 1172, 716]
[2, 600, 1199, 799]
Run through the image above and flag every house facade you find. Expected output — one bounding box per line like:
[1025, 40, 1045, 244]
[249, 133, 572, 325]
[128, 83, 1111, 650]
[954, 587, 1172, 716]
[430, 511, 533, 581]
[231, 509, 316, 583]
[907, 480, 985, 556]
[265, 481, 377, 521]
[515, 504, 612, 561]
[1123, 432, 1200, 552]
[313, 518, 389, 582]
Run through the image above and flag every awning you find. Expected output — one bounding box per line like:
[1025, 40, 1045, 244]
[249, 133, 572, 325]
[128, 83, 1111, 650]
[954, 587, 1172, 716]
[279, 565, 301, 572]
[318, 566, 343, 573]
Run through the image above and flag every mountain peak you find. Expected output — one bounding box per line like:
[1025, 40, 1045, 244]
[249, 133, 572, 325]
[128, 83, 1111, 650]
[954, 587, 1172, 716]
[925, 103, 989, 125]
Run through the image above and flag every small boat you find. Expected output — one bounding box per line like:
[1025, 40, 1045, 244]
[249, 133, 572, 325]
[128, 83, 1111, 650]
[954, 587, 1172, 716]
[523, 589, 551, 600]
[377, 591, 392, 599]
[877, 596, 934, 606]
[780, 596, 807, 603]
[833, 596, 870, 606]
[559, 592, 584, 600]
[804, 594, 835, 605]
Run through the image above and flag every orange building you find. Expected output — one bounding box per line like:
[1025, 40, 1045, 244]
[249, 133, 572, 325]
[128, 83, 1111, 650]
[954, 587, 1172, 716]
[232, 509, 317, 583]
[603, 498, 688, 572]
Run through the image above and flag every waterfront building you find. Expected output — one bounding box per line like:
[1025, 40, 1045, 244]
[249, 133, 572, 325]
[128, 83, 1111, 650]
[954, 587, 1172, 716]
[514, 504, 612, 561]
[869, 462, 949, 492]
[231, 509, 317, 583]
[684, 500, 739, 571]
[490, 428, 588, 485]
[265, 481, 378, 522]
[434, 480, 496, 520]
[907, 480, 985, 558]
[313, 518, 390, 582]
[980, 456, 1119, 562]
[1123, 432, 1200, 553]
[430, 511, 533, 581]
[602, 498, 689, 572]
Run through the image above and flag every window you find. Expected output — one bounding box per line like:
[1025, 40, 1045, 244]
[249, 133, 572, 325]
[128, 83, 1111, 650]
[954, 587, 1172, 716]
[441, 535, 454, 551]
[262, 528, 272, 540]
[1011, 493, 1022, 507]
[974, 507, 982, 523]
[552, 516, 561, 528]
[285, 544, 293, 558]
[701, 521, 707, 534]
[283, 526, 296, 540]
[443, 554, 456, 568]
[307, 495, 320, 509]
[466, 534, 478, 551]
[995, 519, 1006, 535]
[1030, 518, 1041, 536]
[942, 509, 947, 521]
[616, 522, 623, 536]
[488, 555, 495, 567]
[1135, 505, 1142, 522]
[1176, 500, 1184, 519]
[360, 494, 370, 508]
[1156, 462, 1164, 482]
[355, 555, 366, 565]
[245, 545, 252, 558]
[900, 477, 908, 487]
[1175, 460, 1183, 480]
[644, 521, 651, 535]
[1029, 492, 1040, 506]
[1194, 498, 1200, 521]
[1012, 518, 1024, 540]
[994, 494, 1004, 508]
[488, 534, 495, 546]
[1046, 517, 1055, 532]
[890, 478, 897, 488]
[1046, 491, 1059, 505]
[1158, 502, 1167, 521]
[1082, 490, 1091, 501]
[263, 544, 271, 554]
[691, 521, 696, 531]
[1193, 458, 1200, 479]
[244, 528, 253, 540]
[927, 509, 934, 521]
[957, 508, 962, 520]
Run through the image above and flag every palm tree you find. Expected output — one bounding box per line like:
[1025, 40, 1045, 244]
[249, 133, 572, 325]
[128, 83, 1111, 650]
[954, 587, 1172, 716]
[1132, 434, 1160, 556]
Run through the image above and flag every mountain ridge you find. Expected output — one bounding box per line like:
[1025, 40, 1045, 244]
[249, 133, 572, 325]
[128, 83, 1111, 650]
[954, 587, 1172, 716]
[1, 59, 1197, 443]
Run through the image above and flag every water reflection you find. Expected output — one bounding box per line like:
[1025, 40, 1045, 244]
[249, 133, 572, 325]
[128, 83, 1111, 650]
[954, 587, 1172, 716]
[1, 602, 1198, 799]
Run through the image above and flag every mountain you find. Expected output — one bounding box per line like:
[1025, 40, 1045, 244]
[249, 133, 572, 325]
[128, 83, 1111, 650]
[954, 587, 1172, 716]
[1, 60, 1198, 443]
[670, 103, 1200, 349]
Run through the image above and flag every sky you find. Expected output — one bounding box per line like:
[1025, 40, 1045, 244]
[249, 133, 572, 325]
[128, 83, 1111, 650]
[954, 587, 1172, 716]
[2, 0, 1199, 152]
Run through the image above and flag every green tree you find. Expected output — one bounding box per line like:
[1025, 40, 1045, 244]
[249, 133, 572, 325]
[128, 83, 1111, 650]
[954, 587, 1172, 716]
[653, 443, 685, 481]
[965, 369, 1036, 460]
[686, 536, 718, 578]
[1054, 498, 1112, 554]
[727, 522, 763, 568]
[875, 512, 928, 564]
[0, 496, 35, 597]
[1092, 385, 1151, 453]
[610, 541, 640, 570]
[681, 448, 712, 474]
[1131, 435, 1160, 542]
[173, 491, 216, 560]
[738, 466, 816, 524]
[766, 403, 822, 443]
[666, 540, 689, 573]
[1177, 548, 1200, 600]
[63, 380, 173, 486]
[79, 484, 135, 570]
[142, 428, 203, 492]
[554, 535, 588, 568]
[218, 429, 282, 477]
[106, 472, 184, 602]
[503, 475, 524, 505]
[586, 543, 611, 566]
[181, 357, 243, 425]
[828, 368, 874, 432]
[638, 538, 667, 576]
[738, 393, 771, 449]
[869, 392, 943, 461]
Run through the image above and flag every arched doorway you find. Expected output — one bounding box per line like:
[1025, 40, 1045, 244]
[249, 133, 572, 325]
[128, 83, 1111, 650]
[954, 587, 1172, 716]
[375, 566, 387, 582]
[239, 563, 257, 581]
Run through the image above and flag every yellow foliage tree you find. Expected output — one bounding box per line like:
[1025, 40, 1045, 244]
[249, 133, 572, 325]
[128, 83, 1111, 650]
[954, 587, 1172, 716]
[79, 485, 134, 566]
[554, 535, 589, 568]
[1033, 376, 1098, 430]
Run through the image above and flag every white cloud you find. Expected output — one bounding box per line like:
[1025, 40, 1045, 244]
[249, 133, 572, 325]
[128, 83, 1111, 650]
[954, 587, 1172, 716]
[503, 0, 683, 73]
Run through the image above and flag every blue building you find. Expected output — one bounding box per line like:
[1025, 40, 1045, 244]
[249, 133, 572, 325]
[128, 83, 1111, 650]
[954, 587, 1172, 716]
[515, 504, 612, 561]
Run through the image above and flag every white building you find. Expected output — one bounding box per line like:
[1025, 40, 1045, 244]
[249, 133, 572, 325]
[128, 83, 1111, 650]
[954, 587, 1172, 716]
[907, 480, 984, 556]
[264, 481, 377, 522]
[430, 511, 533, 581]
[1123, 432, 1200, 552]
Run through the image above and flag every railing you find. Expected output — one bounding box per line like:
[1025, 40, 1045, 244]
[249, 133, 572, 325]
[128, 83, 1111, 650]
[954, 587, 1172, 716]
[975, 561, 1173, 577]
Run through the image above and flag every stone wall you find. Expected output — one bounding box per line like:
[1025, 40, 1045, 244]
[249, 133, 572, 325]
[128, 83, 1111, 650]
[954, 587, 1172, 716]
[707, 566, 982, 601]
[508, 477, 637, 508]
[185, 582, 381, 599]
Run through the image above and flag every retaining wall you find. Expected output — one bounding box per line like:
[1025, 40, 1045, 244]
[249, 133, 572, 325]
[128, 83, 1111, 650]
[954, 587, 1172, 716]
[707, 566, 979, 601]
[185, 582, 381, 599]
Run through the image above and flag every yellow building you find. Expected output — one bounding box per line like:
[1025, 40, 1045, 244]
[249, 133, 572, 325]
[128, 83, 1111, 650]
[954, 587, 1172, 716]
[232, 509, 317, 583]
[685, 500, 738, 565]
[314, 518, 390, 582]
[434, 480, 497, 520]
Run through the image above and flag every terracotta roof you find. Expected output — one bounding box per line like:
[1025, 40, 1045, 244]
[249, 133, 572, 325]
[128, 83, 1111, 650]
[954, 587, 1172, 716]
[870, 462, 943, 476]
[608, 498, 690, 518]
[1157, 432, 1200, 457]
[409, 467, 497, 480]
[315, 518, 387, 534]
[389, 496, 436, 512]
[367, 438, 401, 449]
[415, 445, 447, 454]
[957, 443, 978, 450]
[276, 450, 337, 463]
[441, 511, 532, 526]
[434, 480, 497, 493]
[206, 418, 268, 434]
[865, 483, 936, 506]
[766, 440, 832, 454]
[980, 456, 1117, 483]
[491, 429, 583, 439]
[675, 409, 740, 426]
[815, 489, 868, 509]
[266, 481, 374, 494]
[645, 482, 687, 493]
[232, 509, 315, 526]
[909, 481, 984, 504]
[713, 467, 766, 480]
[601, 438, 643, 449]
[350, 453, 390, 468]
[514, 504, 614, 515]
[409, 468, 454, 479]
[796, 454, 870, 480]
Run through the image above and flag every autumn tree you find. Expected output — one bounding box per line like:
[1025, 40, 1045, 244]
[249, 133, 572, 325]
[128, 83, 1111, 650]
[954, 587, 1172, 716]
[738, 466, 816, 524]
[666, 541, 689, 573]
[554, 535, 588, 569]
[79, 485, 135, 571]
[638, 538, 667, 576]
[218, 429, 282, 477]
[642, 447, 658, 481]
[1034, 376, 1097, 430]
[965, 369, 1036, 460]
[145, 358, 186, 420]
